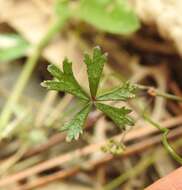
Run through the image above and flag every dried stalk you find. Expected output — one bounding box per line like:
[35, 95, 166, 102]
[0, 116, 182, 188]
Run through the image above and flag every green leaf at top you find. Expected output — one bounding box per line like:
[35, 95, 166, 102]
[96, 103, 134, 129]
[61, 103, 92, 141]
[41, 59, 89, 100]
[54, 0, 70, 19]
[84, 46, 107, 98]
[97, 81, 137, 101]
[0, 33, 30, 62]
[78, 0, 140, 34]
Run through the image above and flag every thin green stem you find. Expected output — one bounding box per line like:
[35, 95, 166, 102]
[137, 84, 182, 102]
[0, 17, 68, 132]
[157, 91, 182, 102]
[143, 114, 182, 165]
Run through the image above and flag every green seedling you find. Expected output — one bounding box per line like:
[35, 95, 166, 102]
[42, 46, 182, 165]
[41, 47, 137, 141]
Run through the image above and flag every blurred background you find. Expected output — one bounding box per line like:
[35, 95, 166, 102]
[0, 0, 182, 189]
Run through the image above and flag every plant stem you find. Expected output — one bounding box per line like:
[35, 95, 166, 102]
[157, 91, 182, 102]
[0, 17, 67, 132]
[138, 84, 182, 163]
[137, 84, 182, 102]
[143, 114, 182, 165]
[103, 156, 154, 190]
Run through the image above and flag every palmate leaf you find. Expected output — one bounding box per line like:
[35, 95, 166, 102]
[96, 103, 134, 129]
[84, 46, 107, 98]
[97, 81, 137, 101]
[41, 59, 89, 100]
[78, 0, 140, 34]
[42, 47, 137, 142]
[61, 103, 92, 141]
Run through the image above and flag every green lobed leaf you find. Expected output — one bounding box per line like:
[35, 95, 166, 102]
[84, 46, 107, 98]
[47, 63, 63, 80]
[97, 81, 137, 101]
[42, 47, 137, 141]
[41, 59, 89, 100]
[96, 103, 134, 129]
[61, 103, 92, 141]
[0, 33, 30, 62]
[77, 0, 140, 34]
